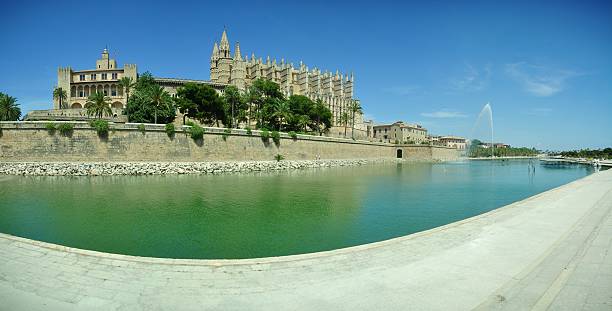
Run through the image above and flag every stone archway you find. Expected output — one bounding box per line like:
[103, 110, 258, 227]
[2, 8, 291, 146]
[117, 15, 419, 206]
[71, 103, 82, 109]
[111, 102, 123, 109]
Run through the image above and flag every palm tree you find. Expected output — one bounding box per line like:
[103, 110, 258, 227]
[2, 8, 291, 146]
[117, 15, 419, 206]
[0, 93, 21, 121]
[247, 87, 263, 128]
[118, 77, 135, 103]
[297, 115, 311, 132]
[350, 100, 362, 139]
[340, 111, 350, 138]
[149, 84, 171, 124]
[53, 87, 68, 109]
[85, 92, 112, 119]
[271, 100, 291, 131]
[223, 86, 241, 128]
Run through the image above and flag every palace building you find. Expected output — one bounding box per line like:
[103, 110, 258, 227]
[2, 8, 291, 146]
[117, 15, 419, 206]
[55, 48, 137, 110]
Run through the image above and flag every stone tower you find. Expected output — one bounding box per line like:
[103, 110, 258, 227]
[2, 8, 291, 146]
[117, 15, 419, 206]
[216, 30, 232, 84]
[230, 42, 246, 90]
[210, 42, 219, 82]
[96, 48, 117, 70]
[55, 67, 72, 109]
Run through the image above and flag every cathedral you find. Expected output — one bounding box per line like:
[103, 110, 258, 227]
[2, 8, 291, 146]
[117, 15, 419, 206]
[209, 30, 365, 131]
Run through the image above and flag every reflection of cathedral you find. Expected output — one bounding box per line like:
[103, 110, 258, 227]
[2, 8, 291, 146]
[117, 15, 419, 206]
[55, 49, 137, 110]
[209, 30, 368, 131]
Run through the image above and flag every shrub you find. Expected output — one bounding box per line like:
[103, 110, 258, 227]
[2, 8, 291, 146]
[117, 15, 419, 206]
[261, 129, 270, 141]
[245, 127, 252, 135]
[189, 124, 205, 140]
[185, 120, 195, 127]
[288, 131, 297, 140]
[222, 128, 231, 141]
[165, 123, 175, 137]
[395, 139, 400, 145]
[274, 154, 284, 162]
[58, 123, 74, 136]
[271, 130, 281, 145]
[137, 123, 146, 134]
[45, 122, 56, 134]
[89, 120, 109, 137]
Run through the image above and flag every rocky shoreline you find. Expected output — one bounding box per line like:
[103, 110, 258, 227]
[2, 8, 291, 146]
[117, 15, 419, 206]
[0, 158, 401, 176]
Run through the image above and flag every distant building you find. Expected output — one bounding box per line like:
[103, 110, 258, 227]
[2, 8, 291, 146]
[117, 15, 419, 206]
[480, 142, 510, 149]
[435, 136, 468, 149]
[372, 121, 428, 144]
[55, 49, 137, 110]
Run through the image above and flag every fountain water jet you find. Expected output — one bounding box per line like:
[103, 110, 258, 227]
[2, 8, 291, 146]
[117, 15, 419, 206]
[471, 103, 494, 158]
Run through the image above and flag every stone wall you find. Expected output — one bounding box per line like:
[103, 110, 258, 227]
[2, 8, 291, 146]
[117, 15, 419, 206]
[0, 122, 461, 162]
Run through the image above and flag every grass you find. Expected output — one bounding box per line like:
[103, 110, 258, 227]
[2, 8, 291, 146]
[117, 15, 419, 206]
[89, 120, 109, 137]
[261, 129, 270, 142]
[137, 123, 145, 134]
[57, 123, 74, 136]
[271, 130, 280, 145]
[45, 122, 56, 134]
[274, 154, 284, 162]
[189, 124, 205, 140]
[165, 123, 175, 137]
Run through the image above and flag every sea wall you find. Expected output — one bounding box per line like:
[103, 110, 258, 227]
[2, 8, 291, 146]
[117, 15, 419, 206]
[0, 122, 461, 163]
[0, 159, 401, 176]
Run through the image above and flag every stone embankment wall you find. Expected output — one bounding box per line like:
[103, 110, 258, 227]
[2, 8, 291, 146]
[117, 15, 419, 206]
[0, 159, 399, 176]
[0, 122, 461, 163]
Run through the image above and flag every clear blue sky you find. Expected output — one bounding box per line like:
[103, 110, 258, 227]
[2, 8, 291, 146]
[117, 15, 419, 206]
[1, 0, 611, 150]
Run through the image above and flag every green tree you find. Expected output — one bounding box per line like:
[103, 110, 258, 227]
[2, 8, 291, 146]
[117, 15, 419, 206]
[271, 99, 291, 131]
[149, 84, 172, 124]
[124, 72, 176, 124]
[0, 93, 21, 121]
[85, 92, 112, 119]
[340, 111, 350, 138]
[310, 99, 332, 135]
[223, 85, 243, 128]
[176, 82, 225, 126]
[243, 87, 261, 127]
[297, 115, 311, 132]
[118, 77, 135, 103]
[53, 87, 68, 109]
[349, 100, 362, 139]
[250, 79, 285, 128]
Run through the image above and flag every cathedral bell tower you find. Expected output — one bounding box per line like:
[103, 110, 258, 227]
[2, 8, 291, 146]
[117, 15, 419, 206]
[216, 29, 232, 84]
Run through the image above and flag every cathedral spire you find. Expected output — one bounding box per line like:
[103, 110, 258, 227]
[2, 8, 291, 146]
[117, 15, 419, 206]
[211, 42, 219, 60]
[220, 29, 229, 47]
[219, 29, 230, 58]
[234, 42, 242, 60]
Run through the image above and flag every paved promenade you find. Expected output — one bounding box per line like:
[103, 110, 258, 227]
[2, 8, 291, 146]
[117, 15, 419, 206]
[1, 169, 611, 310]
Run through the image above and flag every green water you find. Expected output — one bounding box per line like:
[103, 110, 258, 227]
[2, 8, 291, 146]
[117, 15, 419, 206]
[0, 160, 597, 259]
